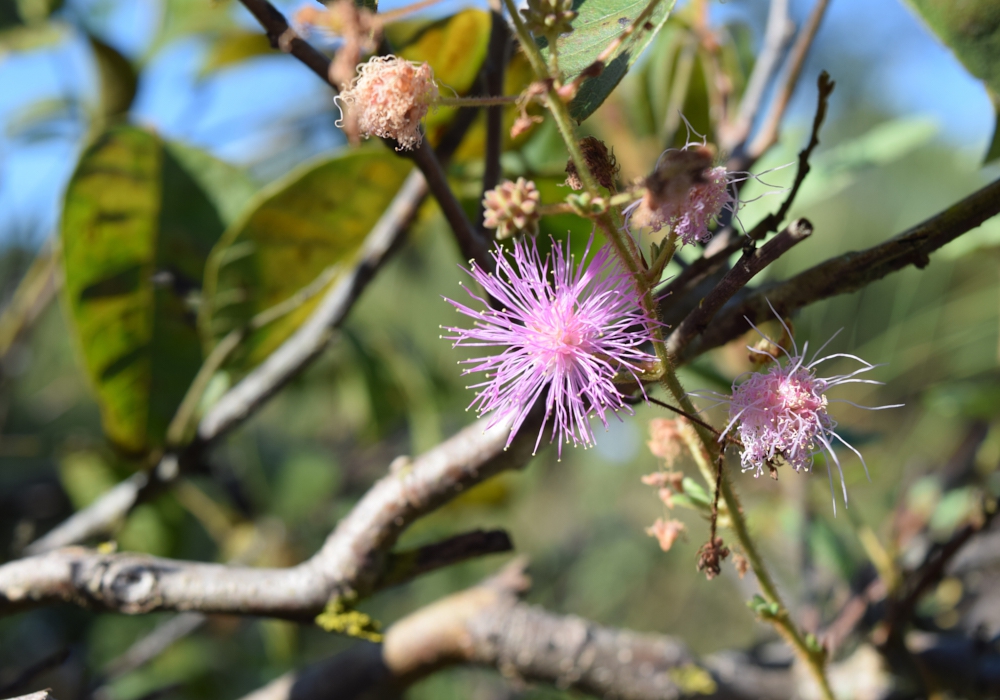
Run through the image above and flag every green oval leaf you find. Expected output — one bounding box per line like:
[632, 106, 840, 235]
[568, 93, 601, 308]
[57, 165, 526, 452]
[199, 31, 274, 77]
[542, 0, 677, 121]
[61, 126, 229, 452]
[905, 0, 1000, 162]
[200, 147, 413, 373]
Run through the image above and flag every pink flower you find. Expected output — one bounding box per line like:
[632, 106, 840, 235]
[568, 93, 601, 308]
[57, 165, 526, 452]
[710, 310, 901, 511]
[625, 145, 736, 245]
[442, 235, 657, 456]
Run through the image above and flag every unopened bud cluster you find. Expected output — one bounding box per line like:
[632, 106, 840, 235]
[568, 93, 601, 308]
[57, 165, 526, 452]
[337, 56, 438, 151]
[521, 0, 578, 37]
[483, 178, 541, 239]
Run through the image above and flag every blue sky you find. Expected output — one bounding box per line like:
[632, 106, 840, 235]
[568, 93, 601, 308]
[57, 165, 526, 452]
[0, 0, 994, 248]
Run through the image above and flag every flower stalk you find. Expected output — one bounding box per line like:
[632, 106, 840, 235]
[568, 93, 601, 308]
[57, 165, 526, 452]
[500, 0, 836, 695]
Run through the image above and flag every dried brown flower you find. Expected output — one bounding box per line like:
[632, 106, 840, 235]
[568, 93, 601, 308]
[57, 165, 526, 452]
[697, 536, 730, 580]
[565, 136, 618, 191]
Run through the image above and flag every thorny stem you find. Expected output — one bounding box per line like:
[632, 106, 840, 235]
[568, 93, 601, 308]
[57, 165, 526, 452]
[504, 5, 834, 695]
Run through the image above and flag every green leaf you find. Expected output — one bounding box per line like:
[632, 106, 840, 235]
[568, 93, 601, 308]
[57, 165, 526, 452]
[541, 0, 678, 121]
[61, 126, 228, 452]
[164, 140, 259, 226]
[88, 34, 138, 119]
[200, 147, 413, 373]
[905, 0, 1000, 162]
[199, 30, 274, 76]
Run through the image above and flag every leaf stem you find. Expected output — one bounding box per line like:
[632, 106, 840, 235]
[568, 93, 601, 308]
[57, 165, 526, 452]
[437, 95, 518, 107]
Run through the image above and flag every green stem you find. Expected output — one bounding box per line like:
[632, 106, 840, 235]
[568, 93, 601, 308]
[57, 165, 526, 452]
[437, 95, 518, 107]
[503, 8, 835, 694]
[660, 366, 835, 700]
[501, 0, 550, 78]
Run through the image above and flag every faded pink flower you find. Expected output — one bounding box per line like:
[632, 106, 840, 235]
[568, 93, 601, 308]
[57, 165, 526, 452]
[710, 309, 902, 512]
[646, 518, 686, 552]
[626, 149, 735, 245]
[337, 56, 437, 151]
[442, 235, 657, 456]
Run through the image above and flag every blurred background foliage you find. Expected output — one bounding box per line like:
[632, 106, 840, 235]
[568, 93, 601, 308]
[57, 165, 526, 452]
[1, 0, 1000, 698]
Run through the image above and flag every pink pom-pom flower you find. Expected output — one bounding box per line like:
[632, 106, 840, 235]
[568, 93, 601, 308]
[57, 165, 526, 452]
[442, 235, 658, 456]
[337, 56, 438, 151]
[703, 306, 902, 511]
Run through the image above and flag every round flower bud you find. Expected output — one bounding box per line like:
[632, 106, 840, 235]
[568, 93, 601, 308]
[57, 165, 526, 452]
[521, 0, 578, 37]
[337, 56, 438, 151]
[482, 178, 541, 240]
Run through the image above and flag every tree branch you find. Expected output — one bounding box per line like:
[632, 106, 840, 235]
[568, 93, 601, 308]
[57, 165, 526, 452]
[666, 218, 812, 356]
[2, 414, 539, 618]
[721, 0, 793, 153]
[235, 0, 490, 271]
[683, 177, 1000, 361]
[237, 559, 796, 700]
[745, 0, 831, 162]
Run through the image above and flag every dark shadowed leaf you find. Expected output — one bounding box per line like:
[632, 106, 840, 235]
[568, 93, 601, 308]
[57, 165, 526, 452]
[905, 0, 1000, 162]
[88, 34, 138, 119]
[541, 0, 677, 121]
[61, 126, 227, 452]
[165, 140, 259, 226]
[200, 147, 413, 373]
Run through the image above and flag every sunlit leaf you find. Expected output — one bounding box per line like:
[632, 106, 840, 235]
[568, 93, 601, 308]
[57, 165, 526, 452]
[200, 147, 413, 373]
[61, 126, 227, 452]
[541, 0, 678, 121]
[200, 30, 274, 76]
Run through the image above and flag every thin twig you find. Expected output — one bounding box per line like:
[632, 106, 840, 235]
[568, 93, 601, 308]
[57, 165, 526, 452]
[235, 0, 490, 271]
[666, 218, 813, 356]
[478, 6, 511, 234]
[684, 176, 1000, 362]
[745, 72, 834, 241]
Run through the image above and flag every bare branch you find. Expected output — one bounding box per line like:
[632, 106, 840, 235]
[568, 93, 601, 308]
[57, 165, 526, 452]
[238, 0, 336, 86]
[746, 0, 832, 161]
[722, 0, 793, 153]
[478, 8, 512, 234]
[666, 218, 812, 357]
[744, 72, 834, 242]
[2, 414, 539, 618]
[235, 0, 490, 271]
[238, 559, 796, 700]
[5, 693, 59, 700]
[683, 177, 1000, 361]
